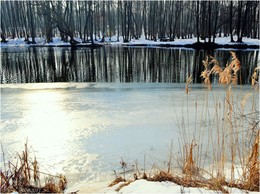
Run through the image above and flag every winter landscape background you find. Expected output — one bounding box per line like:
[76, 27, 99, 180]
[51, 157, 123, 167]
[1, 1, 259, 193]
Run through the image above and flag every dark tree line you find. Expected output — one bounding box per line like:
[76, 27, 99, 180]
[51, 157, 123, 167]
[1, 1, 259, 45]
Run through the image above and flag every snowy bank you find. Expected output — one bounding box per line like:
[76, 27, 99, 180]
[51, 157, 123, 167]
[66, 179, 259, 194]
[1, 36, 259, 49]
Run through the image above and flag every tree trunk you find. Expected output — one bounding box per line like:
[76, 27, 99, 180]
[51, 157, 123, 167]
[89, 1, 94, 45]
[239, 1, 250, 42]
[229, 1, 234, 42]
[207, 2, 212, 43]
[28, 1, 36, 44]
[196, 1, 200, 42]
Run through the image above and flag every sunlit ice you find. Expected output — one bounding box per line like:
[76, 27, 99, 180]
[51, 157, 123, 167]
[0, 84, 107, 176]
[21, 90, 70, 165]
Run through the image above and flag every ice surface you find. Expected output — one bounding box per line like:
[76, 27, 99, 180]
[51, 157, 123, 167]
[1, 83, 258, 193]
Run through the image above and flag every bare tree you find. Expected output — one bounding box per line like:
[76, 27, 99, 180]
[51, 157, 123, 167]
[1, 0, 259, 45]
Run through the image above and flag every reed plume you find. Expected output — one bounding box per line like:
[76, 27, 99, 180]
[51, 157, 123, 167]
[200, 56, 212, 90]
[219, 63, 232, 85]
[201, 51, 241, 86]
[251, 66, 260, 86]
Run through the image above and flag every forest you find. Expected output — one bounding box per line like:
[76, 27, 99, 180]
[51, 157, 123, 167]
[0, 1, 259, 46]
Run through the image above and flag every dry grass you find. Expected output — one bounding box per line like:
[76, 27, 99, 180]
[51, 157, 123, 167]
[182, 140, 199, 178]
[108, 176, 125, 187]
[202, 53, 258, 192]
[115, 180, 133, 192]
[201, 51, 242, 87]
[109, 136, 259, 193]
[0, 143, 67, 193]
[241, 130, 259, 191]
[149, 171, 229, 194]
[112, 169, 230, 193]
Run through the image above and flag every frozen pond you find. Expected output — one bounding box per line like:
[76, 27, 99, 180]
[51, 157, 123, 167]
[1, 82, 258, 191]
[1, 83, 181, 186]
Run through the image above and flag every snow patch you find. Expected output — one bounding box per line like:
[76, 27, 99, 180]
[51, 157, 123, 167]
[1, 36, 259, 48]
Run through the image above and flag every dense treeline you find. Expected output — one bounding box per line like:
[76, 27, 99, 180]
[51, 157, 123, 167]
[1, 1, 259, 46]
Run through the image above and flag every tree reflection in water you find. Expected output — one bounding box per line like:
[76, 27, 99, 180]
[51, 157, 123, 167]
[1, 46, 259, 84]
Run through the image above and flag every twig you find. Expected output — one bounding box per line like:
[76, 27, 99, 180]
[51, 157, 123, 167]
[1, 142, 6, 173]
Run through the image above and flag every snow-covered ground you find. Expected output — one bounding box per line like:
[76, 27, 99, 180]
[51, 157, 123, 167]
[94, 179, 258, 194]
[1, 35, 259, 47]
[1, 83, 258, 194]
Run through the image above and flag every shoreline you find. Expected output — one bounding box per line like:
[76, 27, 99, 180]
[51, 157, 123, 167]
[1, 36, 259, 50]
[1, 42, 259, 50]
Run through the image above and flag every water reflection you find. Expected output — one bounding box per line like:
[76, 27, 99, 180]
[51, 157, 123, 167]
[1, 47, 259, 84]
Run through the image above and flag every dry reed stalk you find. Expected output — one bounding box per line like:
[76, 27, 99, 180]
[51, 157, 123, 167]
[208, 56, 223, 76]
[219, 64, 232, 85]
[0, 143, 67, 193]
[183, 140, 198, 178]
[120, 157, 127, 180]
[228, 51, 241, 85]
[133, 160, 141, 178]
[242, 130, 259, 191]
[167, 140, 174, 173]
[32, 157, 40, 186]
[185, 75, 193, 94]
[241, 93, 253, 111]
[200, 56, 212, 90]
[229, 51, 241, 74]
[201, 55, 222, 89]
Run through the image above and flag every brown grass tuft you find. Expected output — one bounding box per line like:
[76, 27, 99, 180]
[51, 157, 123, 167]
[0, 143, 67, 193]
[147, 171, 229, 193]
[108, 176, 126, 187]
[148, 171, 174, 182]
[115, 180, 133, 192]
[183, 140, 199, 178]
[142, 172, 148, 180]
